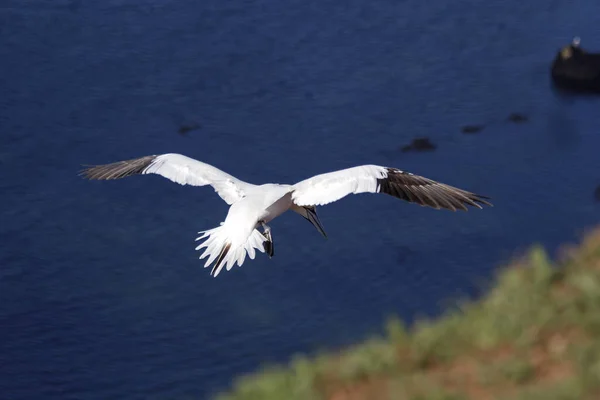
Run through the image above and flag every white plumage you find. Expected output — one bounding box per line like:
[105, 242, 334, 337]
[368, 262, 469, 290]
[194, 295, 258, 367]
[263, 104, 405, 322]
[292, 165, 387, 206]
[137, 153, 252, 205]
[195, 225, 266, 272]
[81, 153, 491, 277]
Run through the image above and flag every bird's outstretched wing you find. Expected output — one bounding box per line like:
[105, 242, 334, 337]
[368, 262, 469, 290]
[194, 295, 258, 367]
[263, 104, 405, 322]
[291, 165, 491, 211]
[79, 153, 253, 205]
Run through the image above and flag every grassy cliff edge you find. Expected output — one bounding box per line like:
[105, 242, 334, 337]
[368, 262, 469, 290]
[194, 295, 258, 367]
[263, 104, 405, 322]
[215, 227, 600, 400]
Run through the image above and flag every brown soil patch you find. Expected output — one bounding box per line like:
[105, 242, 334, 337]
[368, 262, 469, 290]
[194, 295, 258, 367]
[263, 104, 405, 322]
[327, 377, 390, 400]
[326, 329, 581, 400]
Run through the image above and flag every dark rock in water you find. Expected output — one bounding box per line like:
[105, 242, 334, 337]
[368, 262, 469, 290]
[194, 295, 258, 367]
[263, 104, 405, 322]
[461, 124, 484, 134]
[507, 113, 528, 123]
[594, 185, 600, 202]
[178, 123, 201, 136]
[551, 37, 600, 94]
[400, 137, 437, 152]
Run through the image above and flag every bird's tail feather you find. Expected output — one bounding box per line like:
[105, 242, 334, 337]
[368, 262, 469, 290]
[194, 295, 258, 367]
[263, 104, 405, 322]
[195, 224, 266, 277]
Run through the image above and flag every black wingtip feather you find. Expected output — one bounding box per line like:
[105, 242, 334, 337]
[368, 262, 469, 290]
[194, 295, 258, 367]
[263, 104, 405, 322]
[78, 155, 157, 181]
[377, 168, 492, 211]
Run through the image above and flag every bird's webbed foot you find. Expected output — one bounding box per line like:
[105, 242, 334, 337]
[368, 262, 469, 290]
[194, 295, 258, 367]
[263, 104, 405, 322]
[259, 221, 274, 258]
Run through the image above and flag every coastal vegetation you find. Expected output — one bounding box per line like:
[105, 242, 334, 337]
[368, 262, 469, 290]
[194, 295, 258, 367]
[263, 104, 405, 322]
[215, 226, 600, 400]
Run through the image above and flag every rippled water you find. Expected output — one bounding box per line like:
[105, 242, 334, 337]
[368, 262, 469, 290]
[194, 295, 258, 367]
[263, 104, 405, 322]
[2, 0, 600, 398]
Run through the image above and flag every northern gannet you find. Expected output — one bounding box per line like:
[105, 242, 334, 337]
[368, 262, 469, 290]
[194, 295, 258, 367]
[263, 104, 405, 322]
[80, 154, 491, 277]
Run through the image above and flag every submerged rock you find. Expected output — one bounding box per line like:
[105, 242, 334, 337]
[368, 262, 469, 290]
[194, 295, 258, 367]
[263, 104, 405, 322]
[507, 113, 528, 123]
[461, 124, 485, 134]
[178, 122, 201, 136]
[400, 137, 437, 152]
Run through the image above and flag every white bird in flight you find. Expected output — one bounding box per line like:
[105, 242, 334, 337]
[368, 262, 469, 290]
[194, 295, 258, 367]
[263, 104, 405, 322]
[80, 153, 492, 277]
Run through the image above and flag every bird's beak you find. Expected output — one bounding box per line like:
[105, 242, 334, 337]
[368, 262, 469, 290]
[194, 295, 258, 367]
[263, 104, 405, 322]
[306, 207, 328, 238]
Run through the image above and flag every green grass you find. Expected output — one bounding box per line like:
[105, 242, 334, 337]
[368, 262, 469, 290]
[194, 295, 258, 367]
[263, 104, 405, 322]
[213, 227, 600, 400]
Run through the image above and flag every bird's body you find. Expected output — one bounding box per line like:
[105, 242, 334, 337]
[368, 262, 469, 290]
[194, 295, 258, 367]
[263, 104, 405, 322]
[220, 183, 292, 247]
[243, 183, 294, 225]
[80, 153, 491, 277]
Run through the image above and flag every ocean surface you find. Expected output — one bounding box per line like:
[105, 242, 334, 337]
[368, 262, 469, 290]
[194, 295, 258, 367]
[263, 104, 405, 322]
[2, 0, 600, 399]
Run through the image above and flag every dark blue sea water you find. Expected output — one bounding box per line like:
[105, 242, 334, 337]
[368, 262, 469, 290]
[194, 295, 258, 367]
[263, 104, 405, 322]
[2, 0, 600, 399]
